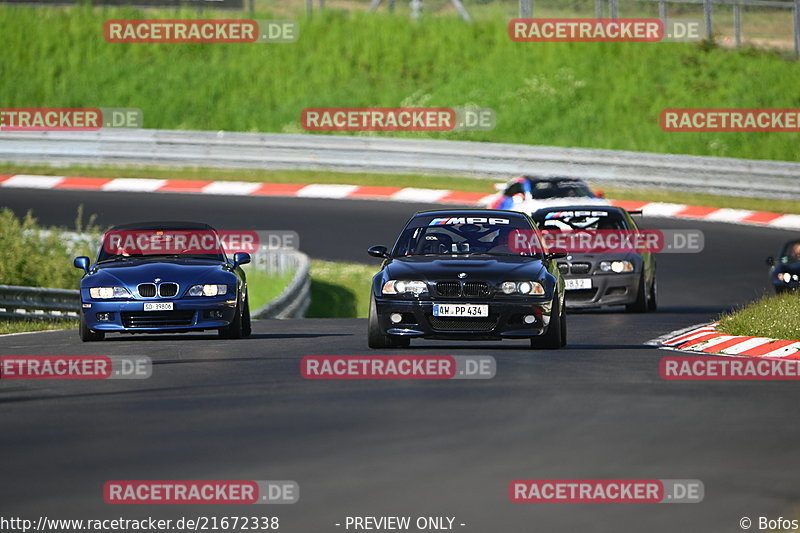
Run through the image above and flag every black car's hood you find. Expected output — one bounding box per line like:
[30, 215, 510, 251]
[83, 258, 234, 287]
[384, 255, 545, 281]
[775, 262, 800, 274]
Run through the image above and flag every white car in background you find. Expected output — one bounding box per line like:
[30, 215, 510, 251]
[484, 176, 610, 215]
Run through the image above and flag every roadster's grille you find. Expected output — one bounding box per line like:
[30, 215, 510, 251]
[137, 284, 156, 298]
[435, 281, 461, 297]
[463, 281, 491, 297]
[121, 310, 195, 328]
[158, 283, 179, 298]
[428, 316, 497, 331]
[557, 262, 569, 275]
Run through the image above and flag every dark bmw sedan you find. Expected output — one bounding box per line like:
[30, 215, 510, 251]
[366, 209, 567, 349]
[767, 239, 800, 293]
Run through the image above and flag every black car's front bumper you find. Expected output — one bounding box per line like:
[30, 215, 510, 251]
[373, 296, 555, 340]
[562, 273, 640, 309]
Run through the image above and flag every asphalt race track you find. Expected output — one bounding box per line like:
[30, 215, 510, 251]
[1, 188, 798, 533]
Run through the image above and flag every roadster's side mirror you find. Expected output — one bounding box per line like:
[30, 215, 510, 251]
[73, 256, 90, 274]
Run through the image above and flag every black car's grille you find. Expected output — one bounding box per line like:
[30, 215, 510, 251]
[137, 283, 156, 298]
[570, 262, 591, 275]
[435, 281, 462, 297]
[121, 310, 195, 328]
[557, 262, 592, 275]
[428, 316, 497, 331]
[158, 283, 179, 298]
[463, 281, 491, 297]
[434, 281, 492, 298]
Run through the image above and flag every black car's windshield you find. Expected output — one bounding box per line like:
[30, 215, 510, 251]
[533, 209, 629, 231]
[97, 228, 227, 263]
[780, 240, 800, 264]
[393, 214, 540, 257]
[530, 180, 594, 199]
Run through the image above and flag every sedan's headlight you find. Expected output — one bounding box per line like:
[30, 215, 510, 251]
[89, 287, 132, 299]
[382, 280, 428, 296]
[599, 260, 634, 273]
[188, 284, 228, 297]
[500, 281, 545, 295]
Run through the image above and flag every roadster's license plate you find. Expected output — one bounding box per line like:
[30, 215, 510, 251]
[432, 304, 488, 317]
[143, 302, 173, 311]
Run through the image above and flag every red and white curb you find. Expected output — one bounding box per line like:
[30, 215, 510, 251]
[2, 174, 799, 229]
[649, 322, 800, 359]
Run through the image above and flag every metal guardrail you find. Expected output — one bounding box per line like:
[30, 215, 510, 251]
[0, 285, 80, 320]
[252, 251, 311, 319]
[1, 129, 800, 199]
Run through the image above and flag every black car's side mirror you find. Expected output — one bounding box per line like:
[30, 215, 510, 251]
[73, 256, 90, 274]
[766, 256, 775, 266]
[232, 252, 251, 268]
[368, 245, 389, 259]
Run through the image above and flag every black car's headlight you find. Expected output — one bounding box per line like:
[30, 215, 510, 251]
[500, 281, 545, 295]
[599, 260, 634, 273]
[89, 287, 132, 299]
[382, 280, 428, 296]
[187, 284, 229, 297]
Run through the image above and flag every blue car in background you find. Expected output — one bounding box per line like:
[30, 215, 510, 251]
[73, 221, 252, 342]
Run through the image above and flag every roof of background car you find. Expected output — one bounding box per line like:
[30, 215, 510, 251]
[107, 221, 218, 232]
[413, 209, 528, 217]
[522, 176, 587, 183]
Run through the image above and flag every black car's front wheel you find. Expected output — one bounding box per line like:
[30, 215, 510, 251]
[79, 313, 104, 342]
[531, 292, 565, 350]
[368, 294, 410, 349]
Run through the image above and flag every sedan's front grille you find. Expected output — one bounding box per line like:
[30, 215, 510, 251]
[570, 262, 592, 275]
[137, 283, 156, 298]
[435, 281, 461, 297]
[428, 315, 497, 331]
[463, 281, 491, 297]
[158, 283, 179, 298]
[121, 310, 195, 328]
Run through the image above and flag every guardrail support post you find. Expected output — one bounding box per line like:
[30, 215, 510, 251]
[658, 0, 666, 21]
[595, 0, 603, 18]
[703, 0, 713, 39]
[734, 3, 741, 47]
[519, 0, 532, 18]
[794, 0, 800, 57]
[610, 0, 618, 19]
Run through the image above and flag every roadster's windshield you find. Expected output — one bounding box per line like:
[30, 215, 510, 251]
[392, 214, 539, 257]
[96, 226, 227, 263]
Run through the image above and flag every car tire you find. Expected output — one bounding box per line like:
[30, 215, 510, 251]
[647, 277, 657, 312]
[368, 294, 410, 349]
[531, 292, 564, 350]
[241, 294, 252, 337]
[79, 313, 104, 342]
[626, 275, 648, 313]
[219, 300, 244, 339]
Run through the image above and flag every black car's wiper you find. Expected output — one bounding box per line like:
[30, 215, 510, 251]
[465, 252, 536, 257]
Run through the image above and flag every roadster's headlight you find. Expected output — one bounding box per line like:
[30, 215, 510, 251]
[89, 287, 131, 299]
[188, 284, 228, 297]
[382, 280, 428, 296]
[500, 281, 545, 295]
[600, 260, 634, 273]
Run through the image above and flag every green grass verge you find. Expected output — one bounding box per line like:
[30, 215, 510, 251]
[718, 292, 800, 341]
[0, 319, 77, 335]
[245, 267, 296, 311]
[5, 162, 800, 215]
[2, 6, 800, 161]
[307, 260, 377, 318]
